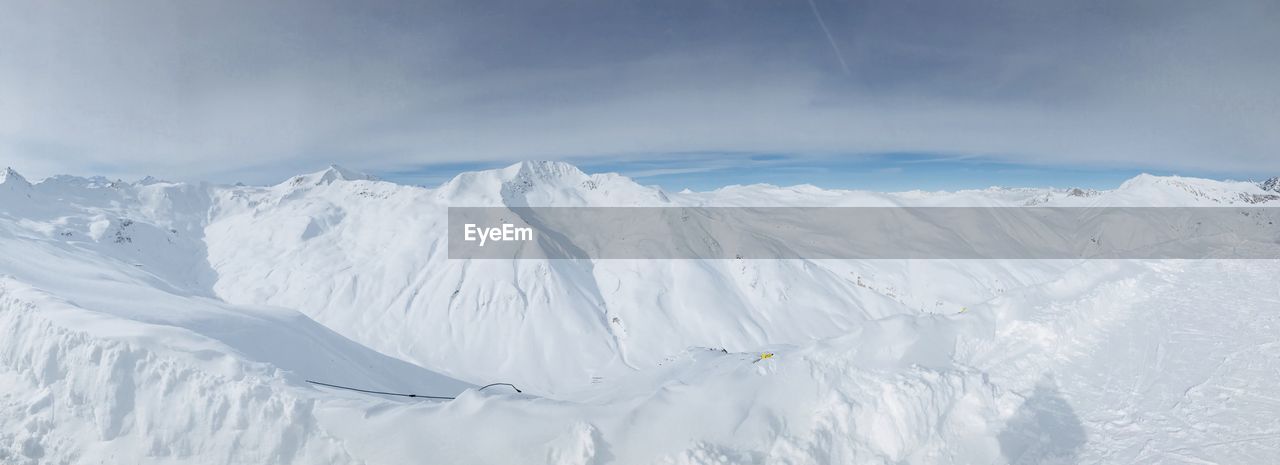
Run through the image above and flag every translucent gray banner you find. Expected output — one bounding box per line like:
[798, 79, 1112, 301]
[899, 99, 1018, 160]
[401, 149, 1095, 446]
[448, 207, 1280, 259]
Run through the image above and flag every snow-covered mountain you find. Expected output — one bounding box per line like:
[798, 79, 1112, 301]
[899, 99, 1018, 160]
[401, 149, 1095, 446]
[1262, 176, 1280, 193]
[1, 162, 1277, 464]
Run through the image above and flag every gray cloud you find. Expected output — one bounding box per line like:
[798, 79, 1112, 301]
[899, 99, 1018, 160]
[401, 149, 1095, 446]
[1, 0, 1277, 183]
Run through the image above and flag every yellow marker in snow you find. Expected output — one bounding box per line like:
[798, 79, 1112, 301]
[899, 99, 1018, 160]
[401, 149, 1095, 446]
[759, 352, 774, 361]
[958, 307, 968, 314]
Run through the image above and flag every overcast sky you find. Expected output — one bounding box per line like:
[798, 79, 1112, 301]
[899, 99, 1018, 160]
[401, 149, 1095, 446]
[1, 0, 1277, 185]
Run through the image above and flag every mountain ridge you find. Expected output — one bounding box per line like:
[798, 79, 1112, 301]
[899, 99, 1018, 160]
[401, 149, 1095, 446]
[7, 161, 1278, 200]
[5, 162, 1279, 207]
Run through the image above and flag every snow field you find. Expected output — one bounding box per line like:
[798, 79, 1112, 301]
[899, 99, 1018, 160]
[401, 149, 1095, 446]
[1, 161, 1277, 463]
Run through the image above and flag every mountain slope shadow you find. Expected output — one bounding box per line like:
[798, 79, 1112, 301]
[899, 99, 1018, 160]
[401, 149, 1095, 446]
[999, 375, 1086, 465]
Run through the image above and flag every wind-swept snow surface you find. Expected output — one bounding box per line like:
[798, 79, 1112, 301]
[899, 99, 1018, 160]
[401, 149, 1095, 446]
[1, 162, 1277, 464]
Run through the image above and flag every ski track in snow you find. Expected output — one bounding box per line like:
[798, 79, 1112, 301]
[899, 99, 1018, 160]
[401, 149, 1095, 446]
[963, 259, 1280, 464]
[1062, 260, 1280, 464]
[1, 162, 1279, 464]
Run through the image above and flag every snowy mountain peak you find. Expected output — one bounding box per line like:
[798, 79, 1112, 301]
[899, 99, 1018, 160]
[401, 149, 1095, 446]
[1114, 172, 1278, 205]
[1262, 176, 1280, 193]
[1116, 173, 1163, 190]
[437, 160, 667, 205]
[136, 175, 168, 185]
[319, 164, 377, 183]
[0, 167, 31, 188]
[502, 160, 589, 182]
[38, 174, 114, 190]
[286, 164, 379, 187]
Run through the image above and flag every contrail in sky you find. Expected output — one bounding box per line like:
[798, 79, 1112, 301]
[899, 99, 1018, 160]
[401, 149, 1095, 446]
[806, 0, 851, 76]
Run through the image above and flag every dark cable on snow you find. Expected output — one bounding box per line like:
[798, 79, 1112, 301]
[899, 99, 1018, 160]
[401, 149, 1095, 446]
[476, 382, 522, 393]
[305, 379, 521, 400]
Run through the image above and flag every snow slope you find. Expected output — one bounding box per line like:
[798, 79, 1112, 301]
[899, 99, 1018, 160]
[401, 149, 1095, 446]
[0, 171, 472, 464]
[0, 162, 1277, 464]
